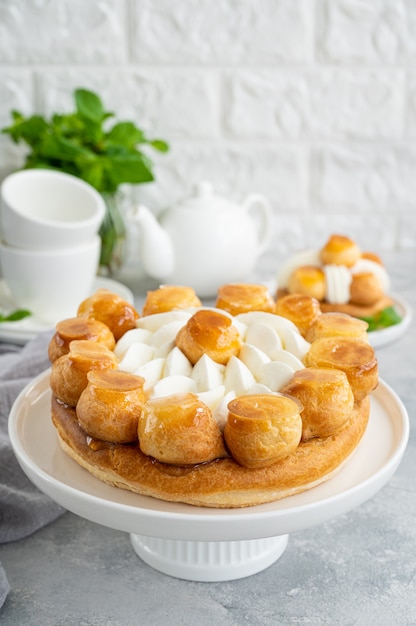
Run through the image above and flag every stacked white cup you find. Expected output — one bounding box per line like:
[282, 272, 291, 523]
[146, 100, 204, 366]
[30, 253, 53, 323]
[0, 169, 105, 325]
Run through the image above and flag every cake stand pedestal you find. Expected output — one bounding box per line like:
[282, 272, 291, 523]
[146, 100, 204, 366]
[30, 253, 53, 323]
[130, 534, 289, 582]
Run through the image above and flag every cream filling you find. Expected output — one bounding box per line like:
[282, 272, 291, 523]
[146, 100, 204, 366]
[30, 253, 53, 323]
[115, 308, 310, 430]
[323, 265, 352, 304]
[277, 249, 390, 304]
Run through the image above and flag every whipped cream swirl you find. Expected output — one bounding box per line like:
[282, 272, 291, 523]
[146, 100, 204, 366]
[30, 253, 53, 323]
[114, 308, 311, 430]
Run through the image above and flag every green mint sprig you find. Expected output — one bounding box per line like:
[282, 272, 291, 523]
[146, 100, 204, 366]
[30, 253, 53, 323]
[359, 306, 403, 332]
[0, 309, 32, 323]
[1, 88, 169, 194]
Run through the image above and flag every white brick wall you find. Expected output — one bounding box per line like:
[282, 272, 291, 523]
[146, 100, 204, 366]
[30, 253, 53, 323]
[1, 0, 416, 264]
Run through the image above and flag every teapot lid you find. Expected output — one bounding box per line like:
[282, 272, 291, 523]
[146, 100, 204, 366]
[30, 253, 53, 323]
[179, 181, 234, 211]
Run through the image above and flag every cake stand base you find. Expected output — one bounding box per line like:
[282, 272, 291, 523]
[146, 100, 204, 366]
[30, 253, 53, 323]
[130, 534, 289, 581]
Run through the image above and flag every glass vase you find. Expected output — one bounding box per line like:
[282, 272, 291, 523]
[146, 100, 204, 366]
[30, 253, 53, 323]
[99, 192, 127, 276]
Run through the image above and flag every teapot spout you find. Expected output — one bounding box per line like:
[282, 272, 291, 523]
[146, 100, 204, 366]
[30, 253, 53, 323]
[131, 205, 175, 280]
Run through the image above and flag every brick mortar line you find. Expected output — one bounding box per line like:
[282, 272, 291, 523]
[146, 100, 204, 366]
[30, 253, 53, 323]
[0, 63, 416, 71]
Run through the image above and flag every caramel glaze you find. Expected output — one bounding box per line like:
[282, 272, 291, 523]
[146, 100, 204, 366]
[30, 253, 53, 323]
[150, 457, 222, 477]
[320, 234, 361, 267]
[48, 317, 116, 363]
[275, 293, 321, 337]
[77, 288, 139, 341]
[142, 285, 202, 316]
[304, 337, 378, 402]
[175, 309, 242, 365]
[74, 405, 223, 476]
[215, 283, 275, 316]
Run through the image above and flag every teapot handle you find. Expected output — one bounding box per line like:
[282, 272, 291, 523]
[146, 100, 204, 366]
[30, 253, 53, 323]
[242, 194, 273, 255]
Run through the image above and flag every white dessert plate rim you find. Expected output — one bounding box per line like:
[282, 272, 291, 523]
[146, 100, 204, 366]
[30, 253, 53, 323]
[8, 371, 409, 542]
[0, 277, 134, 345]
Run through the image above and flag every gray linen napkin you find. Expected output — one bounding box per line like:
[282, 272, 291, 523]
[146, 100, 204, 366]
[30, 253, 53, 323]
[0, 331, 65, 609]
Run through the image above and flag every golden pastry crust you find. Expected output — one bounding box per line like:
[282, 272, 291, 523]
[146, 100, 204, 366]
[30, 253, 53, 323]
[275, 293, 321, 337]
[361, 251, 383, 265]
[215, 283, 275, 316]
[319, 295, 393, 318]
[304, 312, 369, 343]
[76, 369, 146, 444]
[320, 234, 361, 267]
[142, 285, 202, 316]
[281, 367, 354, 441]
[48, 317, 116, 363]
[51, 394, 370, 508]
[287, 266, 326, 301]
[224, 394, 302, 468]
[77, 289, 139, 340]
[50, 340, 118, 407]
[349, 272, 384, 306]
[138, 392, 227, 465]
[304, 337, 378, 402]
[175, 309, 242, 365]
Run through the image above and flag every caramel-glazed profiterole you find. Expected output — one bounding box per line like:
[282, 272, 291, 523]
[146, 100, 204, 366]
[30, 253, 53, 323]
[276, 234, 394, 319]
[49, 283, 375, 508]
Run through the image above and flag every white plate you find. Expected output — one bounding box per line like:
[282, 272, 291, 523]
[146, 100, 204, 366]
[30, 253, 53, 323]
[368, 294, 413, 348]
[0, 277, 134, 345]
[8, 371, 408, 542]
[8, 371, 409, 580]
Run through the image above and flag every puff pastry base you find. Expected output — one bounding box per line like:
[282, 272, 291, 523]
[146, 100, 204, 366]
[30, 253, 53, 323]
[277, 288, 393, 319]
[51, 394, 370, 509]
[319, 295, 393, 318]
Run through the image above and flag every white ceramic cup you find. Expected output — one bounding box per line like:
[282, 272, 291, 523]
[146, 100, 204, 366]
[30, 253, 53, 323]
[0, 169, 105, 250]
[0, 236, 101, 324]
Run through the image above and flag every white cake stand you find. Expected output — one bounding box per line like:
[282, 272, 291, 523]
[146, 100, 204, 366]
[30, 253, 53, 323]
[8, 371, 409, 582]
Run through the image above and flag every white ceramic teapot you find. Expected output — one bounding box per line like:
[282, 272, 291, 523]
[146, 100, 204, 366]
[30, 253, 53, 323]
[131, 181, 273, 298]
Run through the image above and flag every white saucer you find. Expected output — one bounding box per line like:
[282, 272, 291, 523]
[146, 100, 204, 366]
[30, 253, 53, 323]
[8, 372, 409, 581]
[0, 277, 134, 345]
